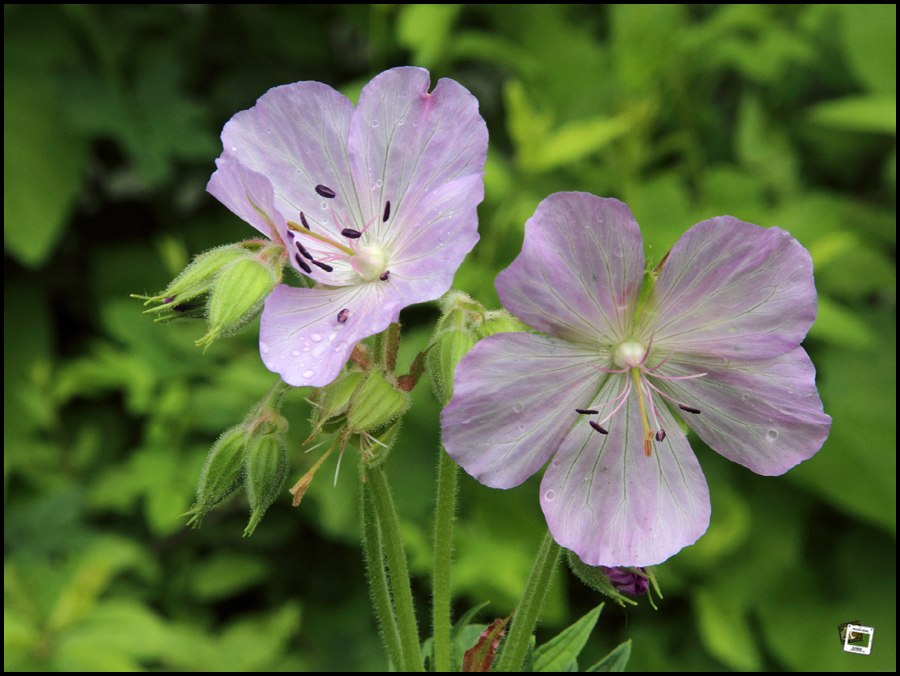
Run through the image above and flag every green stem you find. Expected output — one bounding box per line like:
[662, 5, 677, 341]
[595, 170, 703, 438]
[431, 446, 459, 672]
[495, 529, 562, 672]
[359, 469, 404, 670]
[367, 465, 422, 671]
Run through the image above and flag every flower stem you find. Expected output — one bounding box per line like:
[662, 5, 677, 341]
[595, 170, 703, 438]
[366, 465, 422, 671]
[494, 529, 562, 672]
[431, 446, 459, 672]
[359, 469, 404, 670]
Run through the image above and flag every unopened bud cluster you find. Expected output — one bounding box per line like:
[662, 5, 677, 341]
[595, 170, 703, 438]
[565, 550, 658, 608]
[185, 382, 290, 536]
[428, 290, 530, 406]
[134, 241, 284, 350]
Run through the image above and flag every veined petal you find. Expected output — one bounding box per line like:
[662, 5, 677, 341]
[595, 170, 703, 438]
[496, 193, 644, 346]
[206, 154, 286, 240]
[644, 218, 817, 359]
[541, 383, 710, 567]
[658, 347, 832, 475]
[389, 173, 483, 305]
[441, 333, 609, 489]
[217, 79, 359, 244]
[259, 283, 400, 387]
[348, 67, 488, 246]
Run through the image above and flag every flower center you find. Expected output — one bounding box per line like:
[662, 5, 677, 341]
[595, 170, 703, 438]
[577, 336, 706, 457]
[279, 183, 393, 282]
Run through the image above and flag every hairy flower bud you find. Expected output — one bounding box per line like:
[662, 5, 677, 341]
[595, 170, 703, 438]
[184, 425, 247, 527]
[347, 371, 410, 433]
[428, 328, 476, 407]
[479, 309, 530, 337]
[566, 550, 653, 607]
[133, 244, 248, 313]
[243, 432, 288, 536]
[198, 247, 283, 348]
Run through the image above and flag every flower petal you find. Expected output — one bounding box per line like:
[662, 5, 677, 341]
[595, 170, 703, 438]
[495, 193, 644, 346]
[348, 67, 488, 245]
[216, 79, 359, 252]
[259, 283, 400, 387]
[645, 218, 817, 359]
[541, 382, 710, 566]
[206, 154, 286, 240]
[658, 347, 832, 475]
[442, 332, 608, 489]
[389, 173, 484, 305]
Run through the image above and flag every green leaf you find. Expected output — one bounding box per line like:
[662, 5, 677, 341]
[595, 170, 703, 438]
[586, 639, 632, 672]
[694, 588, 762, 670]
[532, 604, 603, 672]
[807, 95, 896, 134]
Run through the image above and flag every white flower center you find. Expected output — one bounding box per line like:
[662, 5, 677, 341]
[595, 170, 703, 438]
[352, 245, 388, 282]
[614, 340, 647, 369]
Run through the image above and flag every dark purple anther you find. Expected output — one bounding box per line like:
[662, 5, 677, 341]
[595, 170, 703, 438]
[576, 408, 599, 415]
[589, 421, 608, 435]
[341, 228, 362, 239]
[383, 200, 391, 222]
[655, 430, 666, 442]
[294, 253, 311, 274]
[379, 270, 390, 281]
[163, 297, 174, 304]
[300, 212, 311, 230]
[679, 405, 701, 414]
[296, 241, 313, 260]
[311, 259, 333, 272]
[315, 184, 336, 198]
[337, 308, 349, 323]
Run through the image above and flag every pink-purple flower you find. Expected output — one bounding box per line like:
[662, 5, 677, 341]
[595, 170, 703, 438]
[441, 192, 831, 567]
[207, 67, 487, 386]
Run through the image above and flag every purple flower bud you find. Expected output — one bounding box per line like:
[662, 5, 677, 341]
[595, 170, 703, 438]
[600, 566, 649, 596]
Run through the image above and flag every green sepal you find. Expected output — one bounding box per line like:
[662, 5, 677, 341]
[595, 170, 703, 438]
[183, 425, 247, 527]
[347, 371, 410, 433]
[243, 432, 288, 536]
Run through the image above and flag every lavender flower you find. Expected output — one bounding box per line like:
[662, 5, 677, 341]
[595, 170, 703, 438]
[442, 192, 831, 567]
[207, 67, 487, 386]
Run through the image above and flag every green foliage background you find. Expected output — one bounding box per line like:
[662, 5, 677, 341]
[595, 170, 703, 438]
[5, 4, 895, 671]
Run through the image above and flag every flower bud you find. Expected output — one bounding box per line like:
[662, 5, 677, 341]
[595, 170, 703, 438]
[565, 550, 655, 607]
[479, 309, 530, 337]
[347, 371, 410, 433]
[361, 418, 403, 468]
[315, 371, 366, 422]
[243, 432, 288, 536]
[135, 244, 248, 311]
[197, 247, 282, 348]
[428, 328, 476, 407]
[184, 425, 247, 527]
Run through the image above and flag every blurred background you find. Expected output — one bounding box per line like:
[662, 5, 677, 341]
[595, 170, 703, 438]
[4, 4, 895, 671]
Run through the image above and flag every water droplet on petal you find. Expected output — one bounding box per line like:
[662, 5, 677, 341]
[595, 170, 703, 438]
[260, 342, 269, 354]
[513, 402, 524, 413]
[614, 246, 624, 257]
[742, 394, 750, 401]
[310, 333, 322, 343]
[552, 459, 560, 468]
[544, 490, 556, 502]
[376, 179, 382, 187]
[766, 429, 779, 442]
[372, 120, 379, 127]
[518, 423, 525, 431]
[291, 350, 300, 357]
[303, 369, 315, 379]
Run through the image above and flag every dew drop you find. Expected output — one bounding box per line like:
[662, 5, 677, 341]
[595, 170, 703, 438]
[230, 146, 237, 152]
[291, 350, 300, 357]
[741, 394, 749, 401]
[260, 342, 269, 354]
[552, 459, 560, 468]
[376, 179, 383, 187]
[329, 333, 336, 341]
[303, 369, 315, 379]
[517, 423, 525, 431]
[544, 490, 556, 502]
[372, 120, 379, 127]
[613, 246, 624, 257]
[310, 333, 322, 343]
[412, 121, 419, 127]
[513, 402, 524, 413]
[766, 429, 779, 442]
[320, 201, 328, 210]
[398, 119, 404, 126]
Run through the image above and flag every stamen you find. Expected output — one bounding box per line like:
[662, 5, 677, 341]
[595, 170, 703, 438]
[300, 212, 311, 230]
[380, 270, 390, 281]
[342, 228, 362, 239]
[589, 421, 608, 435]
[655, 430, 666, 442]
[631, 369, 655, 457]
[337, 308, 349, 323]
[315, 184, 336, 198]
[311, 259, 333, 272]
[294, 253, 312, 274]
[296, 241, 314, 260]
[383, 201, 391, 222]
[576, 408, 599, 415]
[679, 405, 701, 414]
